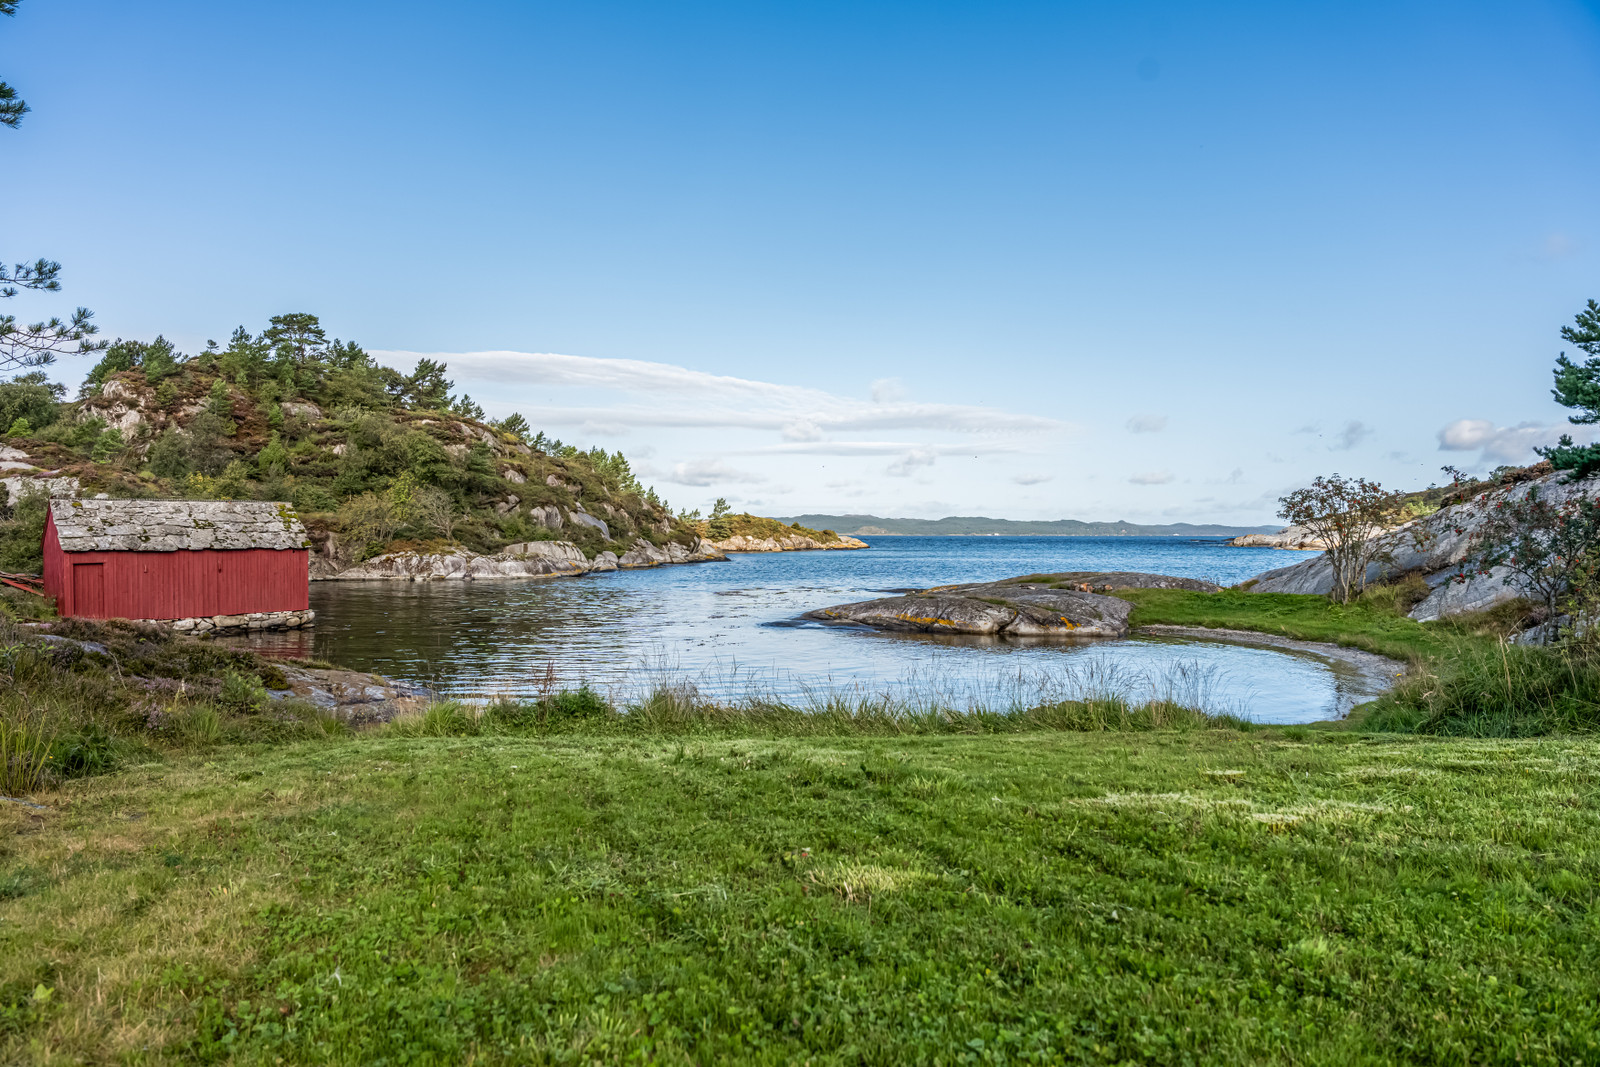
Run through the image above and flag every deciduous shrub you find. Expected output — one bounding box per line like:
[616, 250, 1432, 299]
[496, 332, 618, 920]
[1278, 474, 1398, 603]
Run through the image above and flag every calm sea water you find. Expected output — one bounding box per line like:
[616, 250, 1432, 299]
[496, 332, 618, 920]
[228, 536, 1377, 723]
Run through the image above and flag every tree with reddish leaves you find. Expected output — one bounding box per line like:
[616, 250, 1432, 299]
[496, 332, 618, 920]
[1459, 488, 1600, 644]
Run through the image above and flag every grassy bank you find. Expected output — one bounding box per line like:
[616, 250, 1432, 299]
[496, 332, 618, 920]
[1110, 586, 1600, 736]
[4, 730, 1599, 1064]
[1114, 586, 1519, 664]
[0, 613, 353, 796]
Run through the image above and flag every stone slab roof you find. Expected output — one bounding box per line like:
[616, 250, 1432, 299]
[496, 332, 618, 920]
[49, 499, 309, 553]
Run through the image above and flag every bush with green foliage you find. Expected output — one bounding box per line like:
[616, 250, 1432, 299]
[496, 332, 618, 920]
[89, 426, 124, 463]
[1457, 487, 1600, 643]
[218, 670, 271, 713]
[146, 427, 191, 479]
[0, 485, 47, 572]
[256, 431, 289, 478]
[0, 371, 63, 434]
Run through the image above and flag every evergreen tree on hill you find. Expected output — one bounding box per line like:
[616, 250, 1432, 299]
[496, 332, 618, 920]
[1538, 300, 1600, 480]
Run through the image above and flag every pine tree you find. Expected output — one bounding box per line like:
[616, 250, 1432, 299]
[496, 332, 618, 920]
[1538, 300, 1600, 479]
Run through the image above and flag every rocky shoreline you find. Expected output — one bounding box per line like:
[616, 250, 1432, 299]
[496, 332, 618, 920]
[1137, 624, 1406, 708]
[312, 536, 730, 581]
[311, 530, 869, 581]
[28, 625, 432, 723]
[706, 533, 868, 553]
[1227, 526, 1326, 550]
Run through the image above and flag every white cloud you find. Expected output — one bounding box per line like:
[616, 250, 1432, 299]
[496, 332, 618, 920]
[1334, 420, 1373, 451]
[1437, 418, 1581, 464]
[378, 349, 1066, 437]
[666, 459, 766, 486]
[781, 420, 824, 442]
[1012, 472, 1053, 485]
[1442, 420, 1496, 452]
[886, 450, 937, 477]
[871, 377, 907, 403]
[579, 420, 629, 436]
[1128, 471, 1175, 485]
[745, 440, 1023, 457]
[1126, 414, 1167, 434]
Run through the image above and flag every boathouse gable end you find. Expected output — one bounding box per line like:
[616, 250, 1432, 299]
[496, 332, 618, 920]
[42, 499, 310, 621]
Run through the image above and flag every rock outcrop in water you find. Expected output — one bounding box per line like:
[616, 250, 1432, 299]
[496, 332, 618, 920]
[314, 537, 727, 580]
[1227, 526, 1326, 550]
[707, 532, 868, 553]
[806, 572, 1219, 638]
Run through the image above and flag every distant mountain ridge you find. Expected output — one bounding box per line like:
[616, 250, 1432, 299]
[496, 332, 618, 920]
[776, 514, 1283, 538]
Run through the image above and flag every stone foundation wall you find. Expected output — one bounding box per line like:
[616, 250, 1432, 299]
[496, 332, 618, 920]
[158, 610, 315, 635]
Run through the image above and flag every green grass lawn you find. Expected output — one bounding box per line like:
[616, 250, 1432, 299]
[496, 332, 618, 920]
[1114, 588, 1472, 663]
[6, 730, 1600, 1064]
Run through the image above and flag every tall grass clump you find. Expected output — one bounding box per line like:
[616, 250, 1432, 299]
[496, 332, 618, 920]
[466, 683, 1251, 738]
[0, 706, 55, 795]
[386, 700, 483, 738]
[486, 685, 610, 728]
[1362, 639, 1600, 736]
[178, 704, 223, 748]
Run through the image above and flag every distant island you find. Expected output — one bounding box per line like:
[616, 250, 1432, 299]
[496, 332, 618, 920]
[776, 514, 1284, 538]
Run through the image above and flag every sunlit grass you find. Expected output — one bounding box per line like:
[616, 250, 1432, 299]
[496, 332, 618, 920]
[4, 731, 1600, 1063]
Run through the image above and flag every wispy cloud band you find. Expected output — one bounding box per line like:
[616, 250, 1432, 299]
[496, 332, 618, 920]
[375, 349, 1070, 437]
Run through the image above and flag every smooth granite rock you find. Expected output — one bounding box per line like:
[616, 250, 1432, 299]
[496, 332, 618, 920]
[804, 571, 1211, 638]
[567, 509, 610, 540]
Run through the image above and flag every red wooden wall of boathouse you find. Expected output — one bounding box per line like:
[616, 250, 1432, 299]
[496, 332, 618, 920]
[41, 509, 310, 621]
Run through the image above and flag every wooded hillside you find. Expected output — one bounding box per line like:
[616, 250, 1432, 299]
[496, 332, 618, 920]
[0, 314, 692, 573]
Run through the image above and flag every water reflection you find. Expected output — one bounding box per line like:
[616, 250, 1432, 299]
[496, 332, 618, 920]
[228, 537, 1361, 723]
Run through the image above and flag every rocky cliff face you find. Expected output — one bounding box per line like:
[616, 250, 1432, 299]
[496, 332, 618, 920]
[313, 536, 727, 580]
[1246, 471, 1593, 620]
[1, 445, 82, 504]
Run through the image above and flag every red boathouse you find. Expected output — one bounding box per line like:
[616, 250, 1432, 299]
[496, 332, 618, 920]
[42, 499, 313, 632]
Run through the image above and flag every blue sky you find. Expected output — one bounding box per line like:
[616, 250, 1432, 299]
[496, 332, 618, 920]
[6, 0, 1599, 521]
